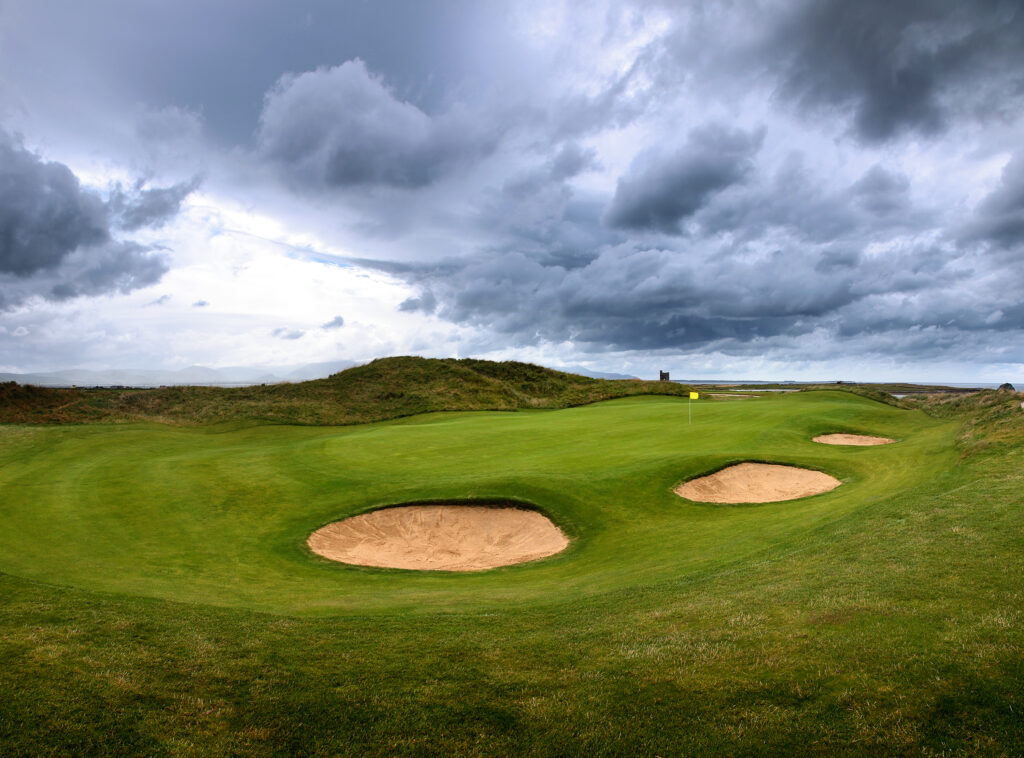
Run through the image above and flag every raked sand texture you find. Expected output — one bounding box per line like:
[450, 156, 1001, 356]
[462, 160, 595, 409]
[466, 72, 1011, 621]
[813, 433, 895, 445]
[675, 462, 841, 503]
[308, 505, 569, 571]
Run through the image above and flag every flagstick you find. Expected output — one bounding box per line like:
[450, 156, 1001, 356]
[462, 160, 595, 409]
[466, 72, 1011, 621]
[689, 395, 691, 425]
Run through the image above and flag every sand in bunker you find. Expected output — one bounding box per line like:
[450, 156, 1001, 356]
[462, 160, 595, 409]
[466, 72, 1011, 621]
[308, 505, 569, 571]
[675, 462, 841, 503]
[813, 433, 894, 446]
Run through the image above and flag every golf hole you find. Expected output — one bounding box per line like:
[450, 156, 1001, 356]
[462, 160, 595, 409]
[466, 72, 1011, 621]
[308, 503, 569, 571]
[813, 433, 894, 446]
[674, 462, 841, 503]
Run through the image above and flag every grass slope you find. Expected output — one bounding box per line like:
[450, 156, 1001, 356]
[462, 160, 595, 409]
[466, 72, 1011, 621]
[0, 356, 693, 426]
[1, 390, 1022, 754]
[0, 390, 946, 613]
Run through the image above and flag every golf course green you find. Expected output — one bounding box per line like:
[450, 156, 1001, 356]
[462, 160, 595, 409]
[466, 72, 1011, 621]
[2, 376, 1022, 754]
[0, 391, 942, 614]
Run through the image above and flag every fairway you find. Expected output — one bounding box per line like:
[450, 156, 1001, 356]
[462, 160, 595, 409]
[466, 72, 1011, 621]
[3, 387, 1024, 755]
[0, 391, 951, 614]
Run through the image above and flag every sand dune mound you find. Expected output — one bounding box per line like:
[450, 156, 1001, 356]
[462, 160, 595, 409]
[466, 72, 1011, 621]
[675, 462, 841, 503]
[308, 504, 568, 571]
[813, 433, 894, 446]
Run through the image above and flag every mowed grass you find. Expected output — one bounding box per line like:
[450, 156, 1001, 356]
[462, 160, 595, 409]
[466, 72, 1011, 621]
[0, 392, 947, 614]
[2, 390, 1023, 754]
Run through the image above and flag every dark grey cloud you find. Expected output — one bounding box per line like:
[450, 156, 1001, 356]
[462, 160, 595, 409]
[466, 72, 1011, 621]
[549, 143, 598, 181]
[257, 60, 500, 190]
[387, 116, 1023, 360]
[962, 153, 1024, 249]
[695, 154, 927, 243]
[473, 143, 612, 273]
[850, 165, 911, 217]
[45, 241, 168, 301]
[768, 0, 1024, 142]
[192, 300, 209, 308]
[0, 239, 168, 310]
[399, 290, 437, 313]
[0, 0, 519, 146]
[0, 130, 109, 275]
[4, 1, 1024, 373]
[500, 143, 598, 202]
[390, 231, 1023, 361]
[605, 125, 764, 234]
[0, 129, 171, 309]
[109, 177, 201, 231]
[377, 81, 1006, 362]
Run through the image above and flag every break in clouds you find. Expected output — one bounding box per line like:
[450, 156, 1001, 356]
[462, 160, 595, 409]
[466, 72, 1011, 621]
[1, 0, 1024, 375]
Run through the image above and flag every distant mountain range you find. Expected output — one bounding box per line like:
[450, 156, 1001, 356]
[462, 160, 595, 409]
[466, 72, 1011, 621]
[0, 361, 639, 387]
[0, 360, 360, 388]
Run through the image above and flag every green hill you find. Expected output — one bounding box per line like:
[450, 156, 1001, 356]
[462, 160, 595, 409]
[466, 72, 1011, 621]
[0, 356, 694, 425]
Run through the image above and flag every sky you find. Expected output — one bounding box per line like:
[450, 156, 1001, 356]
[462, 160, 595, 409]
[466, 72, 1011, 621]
[1, 0, 1023, 383]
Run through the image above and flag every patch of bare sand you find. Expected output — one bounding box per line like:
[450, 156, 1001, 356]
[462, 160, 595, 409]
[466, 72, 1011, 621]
[308, 504, 568, 571]
[813, 433, 894, 446]
[674, 462, 841, 503]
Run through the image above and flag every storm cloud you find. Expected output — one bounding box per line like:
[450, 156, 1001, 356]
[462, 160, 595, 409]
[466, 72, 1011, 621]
[109, 177, 201, 231]
[769, 0, 1024, 142]
[0, 130, 109, 275]
[2, 0, 1023, 378]
[605, 126, 764, 234]
[0, 129, 180, 309]
[257, 60, 499, 190]
[850, 166, 912, 217]
[963, 153, 1024, 249]
[393, 233, 990, 356]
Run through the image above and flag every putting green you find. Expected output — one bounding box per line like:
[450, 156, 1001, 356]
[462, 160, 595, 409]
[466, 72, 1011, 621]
[0, 391, 954, 615]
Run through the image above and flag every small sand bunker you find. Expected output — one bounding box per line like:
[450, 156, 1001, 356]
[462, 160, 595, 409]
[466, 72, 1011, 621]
[813, 433, 894, 446]
[674, 462, 841, 503]
[308, 504, 568, 571]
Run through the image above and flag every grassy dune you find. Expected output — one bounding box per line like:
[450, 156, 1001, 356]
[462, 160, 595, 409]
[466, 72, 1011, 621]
[0, 383, 1022, 754]
[0, 356, 694, 425]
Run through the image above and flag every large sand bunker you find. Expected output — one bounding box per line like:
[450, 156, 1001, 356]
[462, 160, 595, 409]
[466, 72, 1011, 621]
[813, 433, 894, 446]
[674, 462, 841, 503]
[308, 504, 569, 571]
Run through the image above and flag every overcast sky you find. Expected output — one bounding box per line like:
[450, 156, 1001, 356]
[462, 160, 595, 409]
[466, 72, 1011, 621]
[1, 0, 1023, 382]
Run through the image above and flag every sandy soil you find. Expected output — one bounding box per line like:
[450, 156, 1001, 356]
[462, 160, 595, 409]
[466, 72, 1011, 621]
[674, 462, 841, 503]
[307, 504, 569, 571]
[813, 433, 894, 446]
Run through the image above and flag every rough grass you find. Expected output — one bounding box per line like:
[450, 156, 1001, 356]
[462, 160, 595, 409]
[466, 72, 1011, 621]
[796, 384, 908, 408]
[0, 356, 694, 426]
[0, 386, 1022, 754]
[902, 388, 1024, 455]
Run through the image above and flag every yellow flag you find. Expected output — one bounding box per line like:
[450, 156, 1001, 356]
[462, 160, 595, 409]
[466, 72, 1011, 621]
[689, 391, 699, 400]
